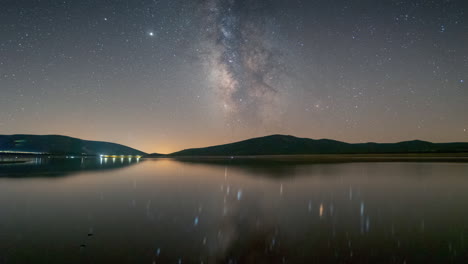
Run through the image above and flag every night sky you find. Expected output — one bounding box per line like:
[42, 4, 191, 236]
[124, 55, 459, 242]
[1, 0, 467, 153]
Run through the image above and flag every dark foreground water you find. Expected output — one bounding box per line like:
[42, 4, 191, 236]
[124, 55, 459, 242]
[0, 158, 467, 263]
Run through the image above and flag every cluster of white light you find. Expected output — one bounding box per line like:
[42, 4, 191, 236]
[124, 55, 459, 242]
[99, 154, 142, 158]
[99, 154, 141, 165]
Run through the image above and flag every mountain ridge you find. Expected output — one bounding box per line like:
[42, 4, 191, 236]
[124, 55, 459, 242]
[153, 134, 468, 157]
[1, 134, 467, 157]
[0, 134, 147, 156]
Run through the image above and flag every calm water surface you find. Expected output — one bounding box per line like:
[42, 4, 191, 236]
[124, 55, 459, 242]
[1, 158, 467, 263]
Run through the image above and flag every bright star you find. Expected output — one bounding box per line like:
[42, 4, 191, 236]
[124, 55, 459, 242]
[148, 32, 154, 37]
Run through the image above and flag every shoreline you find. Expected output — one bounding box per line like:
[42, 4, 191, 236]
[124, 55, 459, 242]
[2, 153, 468, 164]
[145, 153, 468, 163]
[0, 160, 28, 164]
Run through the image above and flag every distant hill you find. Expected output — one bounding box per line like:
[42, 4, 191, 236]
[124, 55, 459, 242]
[0, 135, 146, 156]
[145, 153, 165, 158]
[168, 135, 468, 156]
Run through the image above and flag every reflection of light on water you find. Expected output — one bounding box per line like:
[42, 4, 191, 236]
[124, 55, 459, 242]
[112, 158, 115, 163]
[5, 160, 464, 262]
[360, 201, 367, 233]
[366, 216, 370, 232]
[280, 184, 283, 195]
[121, 157, 124, 163]
[270, 238, 276, 250]
[5, 160, 465, 262]
[100, 157, 103, 165]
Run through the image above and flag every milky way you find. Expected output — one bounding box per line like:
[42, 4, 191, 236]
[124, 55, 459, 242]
[201, 0, 286, 125]
[1, 0, 467, 152]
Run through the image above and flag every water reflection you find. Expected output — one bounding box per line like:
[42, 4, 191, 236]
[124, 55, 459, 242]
[0, 157, 141, 178]
[0, 159, 467, 263]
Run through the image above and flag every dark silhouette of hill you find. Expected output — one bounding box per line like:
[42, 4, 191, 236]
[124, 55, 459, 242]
[168, 135, 468, 156]
[145, 153, 165, 158]
[0, 134, 146, 156]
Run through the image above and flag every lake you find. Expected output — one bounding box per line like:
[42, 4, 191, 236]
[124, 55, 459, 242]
[0, 157, 467, 263]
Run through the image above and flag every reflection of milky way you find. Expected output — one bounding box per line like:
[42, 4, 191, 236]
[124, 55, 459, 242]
[201, 0, 284, 125]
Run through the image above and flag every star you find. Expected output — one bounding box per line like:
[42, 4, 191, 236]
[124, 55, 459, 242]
[148, 32, 154, 37]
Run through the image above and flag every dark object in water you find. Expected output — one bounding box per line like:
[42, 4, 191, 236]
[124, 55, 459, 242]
[87, 233, 93, 237]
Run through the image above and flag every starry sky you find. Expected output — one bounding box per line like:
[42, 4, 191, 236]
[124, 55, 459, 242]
[1, 0, 467, 154]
